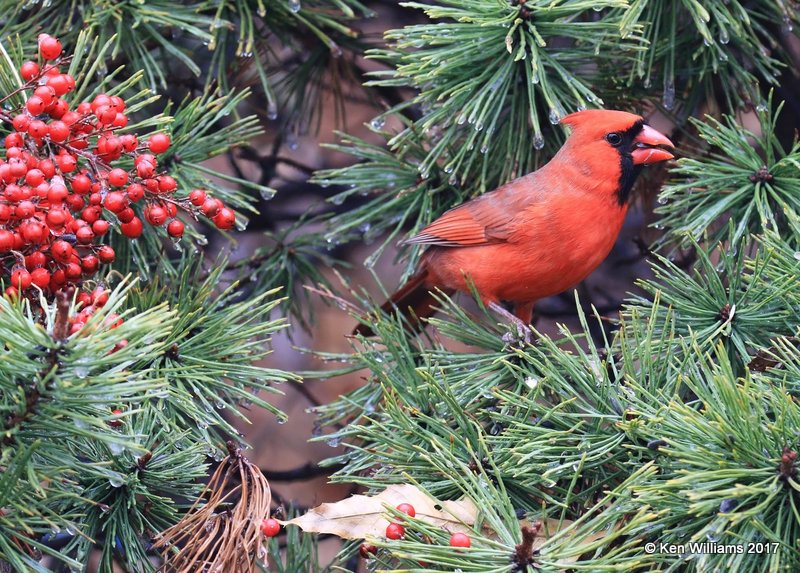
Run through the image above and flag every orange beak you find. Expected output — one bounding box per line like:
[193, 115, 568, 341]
[631, 124, 675, 165]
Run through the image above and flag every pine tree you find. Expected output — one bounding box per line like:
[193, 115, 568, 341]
[1, 1, 800, 572]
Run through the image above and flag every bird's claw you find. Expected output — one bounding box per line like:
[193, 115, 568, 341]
[502, 323, 533, 346]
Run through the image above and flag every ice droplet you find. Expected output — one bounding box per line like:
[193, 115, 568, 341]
[288, 0, 301, 13]
[266, 102, 278, 121]
[259, 188, 275, 200]
[327, 436, 341, 447]
[108, 441, 125, 455]
[369, 117, 385, 130]
[533, 133, 545, 150]
[719, 29, 730, 44]
[107, 472, 125, 488]
[756, 103, 768, 113]
[548, 108, 561, 124]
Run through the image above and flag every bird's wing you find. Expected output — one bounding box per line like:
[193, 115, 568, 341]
[404, 176, 537, 247]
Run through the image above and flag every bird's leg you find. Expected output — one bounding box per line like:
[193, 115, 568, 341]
[488, 301, 532, 344]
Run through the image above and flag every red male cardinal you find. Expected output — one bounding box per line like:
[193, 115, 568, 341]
[353, 110, 674, 339]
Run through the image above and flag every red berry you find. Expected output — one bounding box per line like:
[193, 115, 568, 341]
[30, 267, 51, 289]
[167, 219, 185, 238]
[104, 191, 127, 213]
[359, 543, 378, 558]
[148, 133, 171, 154]
[92, 287, 109, 307]
[28, 120, 48, 139]
[449, 532, 471, 548]
[81, 254, 99, 274]
[10, 268, 31, 290]
[213, 207, 236, 230]
[75, 226, 94, 244]
[92, 219, 110, 236]
[126, 183, 144, 202]
[0, 230, 14, 252]
[117, 207, 135, 223]
[48, 121, 70, 142]
[56, 153, 77, 173]
[20, 61, 39, 81]
[65, 262, 82, 280]
[188, 189, 207, 206]
[97, 245, 115, 264]
[107, 168, 129, 187]
[396, 503, 416, 518]
[33, 86, 55, 106]
[50, 240, 73, 263]
[46, 208, 68, 229]
[38, 35, 63, 60]
[12, 114, 30, 132]
[120, 217, 143, 238]
[71, 174, 92, 195]
[145, 205, 167, 226]
[260, 518, 281, 537]
[46, 74, 72, 96]
[120, 134, 138, 152]
[385, 523, 405, 540]
[201, 198, 221, 217]
[109, 409, 123, 427]
[26, 96, 45, 115]
[157, 175, 177, 193]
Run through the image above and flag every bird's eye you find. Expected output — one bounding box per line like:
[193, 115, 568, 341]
[605, 132, 623, 146]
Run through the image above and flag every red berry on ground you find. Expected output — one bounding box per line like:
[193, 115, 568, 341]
[260, 518, 281, 537]
[385, 523, 405, 540]
[449, 532, 471, 548]
[147, 133, 171, 154]
[396, 503, 416, 518]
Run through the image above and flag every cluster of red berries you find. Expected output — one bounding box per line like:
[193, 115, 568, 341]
[0, 34, 236, 300]
[69, 284, 125, 336]
[361, 502, 471, 556]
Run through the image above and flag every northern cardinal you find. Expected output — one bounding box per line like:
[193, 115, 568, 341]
[354, 110, 674, 339]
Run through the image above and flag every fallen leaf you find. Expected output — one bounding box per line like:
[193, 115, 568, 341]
[281, 483, 477, 540]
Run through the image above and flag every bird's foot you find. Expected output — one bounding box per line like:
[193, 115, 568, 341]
[501, 323, 533, 346]
[488, 302, 533, 346]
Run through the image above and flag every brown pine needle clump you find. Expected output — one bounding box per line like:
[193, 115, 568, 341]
[154, 442, 272, 573]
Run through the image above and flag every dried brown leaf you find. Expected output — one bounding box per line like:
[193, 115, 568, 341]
[282, 483, 476, 540]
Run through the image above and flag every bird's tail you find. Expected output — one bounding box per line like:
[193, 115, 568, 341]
[352, 268, 453, 337]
